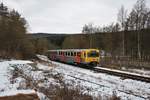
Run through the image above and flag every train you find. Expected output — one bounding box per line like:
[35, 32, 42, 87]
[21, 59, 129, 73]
[46, 49, 100, 67]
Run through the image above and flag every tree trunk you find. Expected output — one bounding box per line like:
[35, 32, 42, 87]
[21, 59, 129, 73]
[137, 31, 141, 59]
[122, 31, 125, 56]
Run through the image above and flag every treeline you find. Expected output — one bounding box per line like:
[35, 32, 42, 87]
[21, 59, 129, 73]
[82, 0, 150, 33]
[60, 30, 150, 56]
[80, 0, 150, 58]
[0, 3, 48, 59]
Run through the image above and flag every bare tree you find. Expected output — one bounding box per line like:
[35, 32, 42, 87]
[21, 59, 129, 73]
[82, 23, 94, 34]
[82, 23, 95, 48]
[126, 0, 149, 58]
[133, 0, 147, 59]
[117, 5, 127, 56]
[145, 10, 150, 29]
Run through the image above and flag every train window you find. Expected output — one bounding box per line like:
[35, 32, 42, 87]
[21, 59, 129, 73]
[71, 52, 73, 56]
[74, 52, 76, 56]
[88, 51, 99, 57]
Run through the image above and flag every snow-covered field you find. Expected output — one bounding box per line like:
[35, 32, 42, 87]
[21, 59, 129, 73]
[0, 56, 150, 100]
[52, 61, 150, 100]
[0, 60, 46, 99]
[0, 60, 33, 95]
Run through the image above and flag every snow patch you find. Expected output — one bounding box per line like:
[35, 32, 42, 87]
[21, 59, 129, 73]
[0, 90, 36, 96]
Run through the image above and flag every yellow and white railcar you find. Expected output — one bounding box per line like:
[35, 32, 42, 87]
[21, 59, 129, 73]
[47, 49, 100, 67]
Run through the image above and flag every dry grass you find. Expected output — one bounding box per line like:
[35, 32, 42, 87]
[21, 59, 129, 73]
[101, 56, 150, 70]
[9, 62, 121, 100]
[39, 85, 93, 100]
[109, 92, 121, 100]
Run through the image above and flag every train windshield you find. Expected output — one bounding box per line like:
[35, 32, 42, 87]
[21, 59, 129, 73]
[87, 51, 99, 57]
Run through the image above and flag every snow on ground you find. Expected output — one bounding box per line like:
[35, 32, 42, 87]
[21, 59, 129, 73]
[126, 68, 150, 76]
[1, 56, 150, 100]
[37, 55, 150, 100]
[0, 60, 46, 100]
[37, 54, 50, 62]
[51, 61, 150, 100]
[0, 60, 32, 93]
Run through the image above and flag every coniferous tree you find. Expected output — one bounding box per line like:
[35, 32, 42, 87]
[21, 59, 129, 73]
[0, 3, 35, 59]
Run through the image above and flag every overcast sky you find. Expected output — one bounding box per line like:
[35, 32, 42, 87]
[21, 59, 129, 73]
[2, 0, 150, 33]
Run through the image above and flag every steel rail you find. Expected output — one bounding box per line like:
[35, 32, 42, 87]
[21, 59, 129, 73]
[94, 67, 150, 83]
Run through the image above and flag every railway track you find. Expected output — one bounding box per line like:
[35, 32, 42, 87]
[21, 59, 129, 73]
[49, 59, 150, 83]
[52, 72, 149, 100]
[53, 61, 150, 83]
[94, 67, 150, 83]
[64, 73, 148, 99]
[50, 59, 150, 83]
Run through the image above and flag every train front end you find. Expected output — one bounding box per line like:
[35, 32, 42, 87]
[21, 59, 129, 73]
[82, 49, 100, 67]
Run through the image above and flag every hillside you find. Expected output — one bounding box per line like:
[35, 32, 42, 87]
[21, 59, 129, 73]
[30, 30, 150, 57]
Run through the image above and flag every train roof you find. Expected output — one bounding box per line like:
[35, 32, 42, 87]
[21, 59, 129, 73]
[47, 49, 99, 52]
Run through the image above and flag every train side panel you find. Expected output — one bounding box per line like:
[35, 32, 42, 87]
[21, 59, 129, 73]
[47, 49, 100, 67]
